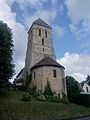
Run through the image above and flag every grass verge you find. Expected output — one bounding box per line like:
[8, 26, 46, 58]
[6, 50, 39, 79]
[0, 91, 90, 120]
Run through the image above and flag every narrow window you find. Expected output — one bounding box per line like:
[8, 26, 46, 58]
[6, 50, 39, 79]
[42, 39, 44, 45]
[53, 70, 56, 77]
[43, 48, 44, 52]
[62, 78, 65, 90]
[45, 31, 47, 37]
[39, 29, 41, 36]
[34, 72, 36, 79]
[86, 87, 89, 92]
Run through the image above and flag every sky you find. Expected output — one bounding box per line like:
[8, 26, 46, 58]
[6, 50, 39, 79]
[0, 0, 90, 82]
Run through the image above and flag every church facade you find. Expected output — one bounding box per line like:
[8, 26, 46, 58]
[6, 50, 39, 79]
[15, 18, 67, 98]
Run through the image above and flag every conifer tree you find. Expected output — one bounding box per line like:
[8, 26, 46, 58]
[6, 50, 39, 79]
[0, 21, 14, 93]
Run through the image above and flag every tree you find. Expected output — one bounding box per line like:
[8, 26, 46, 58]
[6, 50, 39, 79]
[0, 21, 14, 93]
[66, 76, 80, 96]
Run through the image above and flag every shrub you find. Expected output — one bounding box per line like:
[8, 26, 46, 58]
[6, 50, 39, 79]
[29, 85, 38, 97]
[21, 92, 31, 102]
[46, 96, 69, 104]
[69, 93, 90, 107]
[47, 96, 60, 102]
[43, 80, 54, 98]
[26, 74, 32, 88]
[0, 88, 7, 96]
[16, 85, 27, 91]
[0, 80, 7, 96]
[59, 98, 69, 104]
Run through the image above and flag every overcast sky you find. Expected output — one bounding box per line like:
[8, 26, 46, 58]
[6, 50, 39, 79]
[0, 0, 90, 82]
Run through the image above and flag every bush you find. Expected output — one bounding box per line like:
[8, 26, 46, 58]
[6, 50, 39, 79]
[69, 93, 90, 107]
[16, 85, 27, 91]
[59, 98, 69, 104]
[46, 96, 69, 104]
[47, 96, 60, 102]
[21, 92, 31, 102]
[26, 74, 32, 88]
[0, 88, 7, 96]
[28, 85, 38, 97]
[43, 80, 54, 98]
[0, 81, 8, 96]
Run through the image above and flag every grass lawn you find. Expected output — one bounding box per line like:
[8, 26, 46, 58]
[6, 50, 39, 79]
[0, 91, 90, 120]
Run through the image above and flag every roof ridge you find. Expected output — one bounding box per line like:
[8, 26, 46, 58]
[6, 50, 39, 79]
[33, 18, 52, 29]
[31, 57, 65, 70]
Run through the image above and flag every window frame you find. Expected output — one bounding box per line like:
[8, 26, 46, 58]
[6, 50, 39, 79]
[53, 69, 57, 78]
[45, 31, 47, 38]
[42, 39, 44, 45]
[39, 29, 41, 36]
[34, 72, 36, 79]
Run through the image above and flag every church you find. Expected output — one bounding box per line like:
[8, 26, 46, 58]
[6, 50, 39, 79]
[15, 18, 67, 98]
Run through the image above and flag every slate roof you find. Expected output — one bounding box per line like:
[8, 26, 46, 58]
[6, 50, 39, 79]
[31, 57, 65, 70]
[16, 68, 24, 78]
[33, 18, 52, 29]
[81, 81, 90, 87]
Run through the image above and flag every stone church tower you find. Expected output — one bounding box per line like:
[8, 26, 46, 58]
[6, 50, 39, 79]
[15, 18, 67, 98]
[25, 18, 56, 69]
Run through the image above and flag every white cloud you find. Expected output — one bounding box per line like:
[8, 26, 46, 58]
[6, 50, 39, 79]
[57, 52, 90, 82]
[53, 25, 64, 38]
[0, 0, 65, 82]
[12, 0, 58, 29]
[65, 0, 90, 39]
[0, 0, 27, 79]
[13, 0, 58, 13]
[24, 9, 57, 29]
[0, 0, 59, 81]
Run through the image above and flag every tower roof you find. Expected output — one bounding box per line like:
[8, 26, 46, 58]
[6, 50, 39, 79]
[31, 57, 65, 70]
[33, 18, 52, 29]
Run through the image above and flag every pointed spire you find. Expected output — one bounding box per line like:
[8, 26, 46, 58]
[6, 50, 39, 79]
[33, 18, 52, 29]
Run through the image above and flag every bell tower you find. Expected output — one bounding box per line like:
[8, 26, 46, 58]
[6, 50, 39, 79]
[25, 18, 56, 70]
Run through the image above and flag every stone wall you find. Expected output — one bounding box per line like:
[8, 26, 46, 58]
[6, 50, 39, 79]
[25, 24, 56, 69]
[31, 66, 67, 98]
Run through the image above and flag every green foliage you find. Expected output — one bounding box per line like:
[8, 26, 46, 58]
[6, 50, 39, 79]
[47, 96, 69, 104]
[29, 85, 37, 97]
[0, 91, 90, 120]
[21, 92, 31, 102]
[0, 21, 14, 95]
[62, 92, 69, 103]
[47, 96, 60, 102]
[66, 76, 80, 100]
[16, 85, 27, 91]
[69, 93, 90, 107]
[43, 80, 54, 98]
[26, 74, 32, 88]
[0, 79, 6, 96]
[66, 76, 90, 107]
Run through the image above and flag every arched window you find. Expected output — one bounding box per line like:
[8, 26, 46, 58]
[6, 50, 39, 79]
[45, 31, 47, 37]
[39, 29, 41, 36]
[53, 70, 56, 77]
[42, 39, 44, 45]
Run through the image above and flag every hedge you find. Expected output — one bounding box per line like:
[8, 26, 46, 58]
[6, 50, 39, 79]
[68, 93, 90, 107]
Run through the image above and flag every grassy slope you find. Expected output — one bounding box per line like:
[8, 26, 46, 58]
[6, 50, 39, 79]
[0, 91, 90, 120]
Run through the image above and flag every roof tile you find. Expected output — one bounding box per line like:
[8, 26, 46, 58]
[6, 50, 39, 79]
[31, 57, 65, 70]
